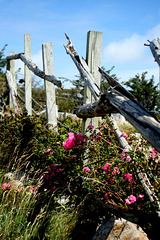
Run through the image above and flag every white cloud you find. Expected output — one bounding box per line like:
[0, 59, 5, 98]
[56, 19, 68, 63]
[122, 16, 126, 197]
[103, 24, 160, 64]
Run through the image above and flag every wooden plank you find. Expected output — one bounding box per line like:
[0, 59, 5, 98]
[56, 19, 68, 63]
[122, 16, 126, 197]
[7, 51, 16, 109]
[106, 89, 160, 152]
[24, 34, 32, 115]
[42, 42, 57, 130]
[6, 70, 21, 114]
[83, 31, 103, 133]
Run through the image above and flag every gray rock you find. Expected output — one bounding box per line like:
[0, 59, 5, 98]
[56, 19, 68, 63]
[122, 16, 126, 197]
[92, 216, 149, 240]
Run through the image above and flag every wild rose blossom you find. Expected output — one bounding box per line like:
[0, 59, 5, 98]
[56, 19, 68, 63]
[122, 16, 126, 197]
[104, 193, 108, 199]
[137, 194, 144, 200]
[103, 163, 112, 172]
[63, 137, 76, 151]
[121, 131, 128, 138]
[126, 156, 131, 162]
[2, 182, 11, 190]
[68, 132, 75, 139]
[83, 167, 91, 172]
[109, 178, 114, 182]
[120, 149, 129, 160]
[87, 125, 94, 130]
[123, 173, 132, 181]
[125, 195, 137, 205]
[77, 133, 84, 141]
[46, 149, 51, 153]
[151, 148, 158, 159]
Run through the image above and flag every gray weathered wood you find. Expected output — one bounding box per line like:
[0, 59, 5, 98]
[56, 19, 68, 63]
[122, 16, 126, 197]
[148, 37, 160, 67]
[74, 72, 160, 152]
[7, 51, 16, 109]
[105, 88, 160, 152]
[64, 33, 101, 100]
[42, 42, 57, 130]
[108, 115, 132, 150]
[83, 31, 103, 132]
[7, 54, 62, 88]
[73, 94, 117, 118]
[6, 70, 21, 114]
[24, 34, 32, 115]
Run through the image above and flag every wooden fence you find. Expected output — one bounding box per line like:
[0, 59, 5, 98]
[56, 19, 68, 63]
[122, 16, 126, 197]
[2, 31, 160, 225]
[5, 31, 103, 131]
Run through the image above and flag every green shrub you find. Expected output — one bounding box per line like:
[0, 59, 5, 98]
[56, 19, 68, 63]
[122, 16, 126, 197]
[0, 114, 159, 239]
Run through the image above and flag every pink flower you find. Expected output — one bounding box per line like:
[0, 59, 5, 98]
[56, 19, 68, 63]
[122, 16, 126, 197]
[56, 168, 63, 173]
[121, 132, 128, 138]
[129, 195, 136, 203]
[123, 149, 129, 153]
[2, 182, 11, 190]
[83, 167, 91, 172]
[123, 173, 132, 181]
[87, 125, 94, 130]
[125, 199, 131, 205]
[68, 132, 75, 139]
[102, 125, 107, 128]
[104, 193, 108, 199]
[120, 152, 125, 160]
[109, 178, 114, 182]
[63, 137, 76, 151]
[125, 195, 136, 205]
[151, 148, 158, 159]
[46, 149, 51, 153]
[126, 156, 131, 162]
[77, 133, 84, 141]
[103, 163, 112, 172]
[137, 194, 144, 200]
[120, 149, 129, 160]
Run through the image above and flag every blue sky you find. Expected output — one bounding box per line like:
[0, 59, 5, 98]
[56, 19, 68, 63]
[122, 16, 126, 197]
[1, 0, 160, 88]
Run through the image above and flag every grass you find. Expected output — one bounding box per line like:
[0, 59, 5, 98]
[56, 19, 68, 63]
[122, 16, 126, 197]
[45, 207, 78, 240]
[0, 170, 78, 240]
[117, 120, 137, 135]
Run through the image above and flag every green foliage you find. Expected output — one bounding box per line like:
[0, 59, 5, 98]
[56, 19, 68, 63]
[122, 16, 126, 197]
[0, 114, 159, 239]
[56, 88, 83, 112]
[123, 72, 160, 112]
[0, 44, 7, 74]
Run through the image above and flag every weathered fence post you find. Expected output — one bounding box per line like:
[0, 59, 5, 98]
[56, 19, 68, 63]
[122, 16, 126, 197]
[7, 51, 16, 109]
[42, 42, 57, 131]
[6, 70, 21, 114]
[82, 31, 103, 134]
[24, 34, 32, 116]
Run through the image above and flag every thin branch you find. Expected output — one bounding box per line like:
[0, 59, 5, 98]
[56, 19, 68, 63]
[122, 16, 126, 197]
[7, 53, 63, 88]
